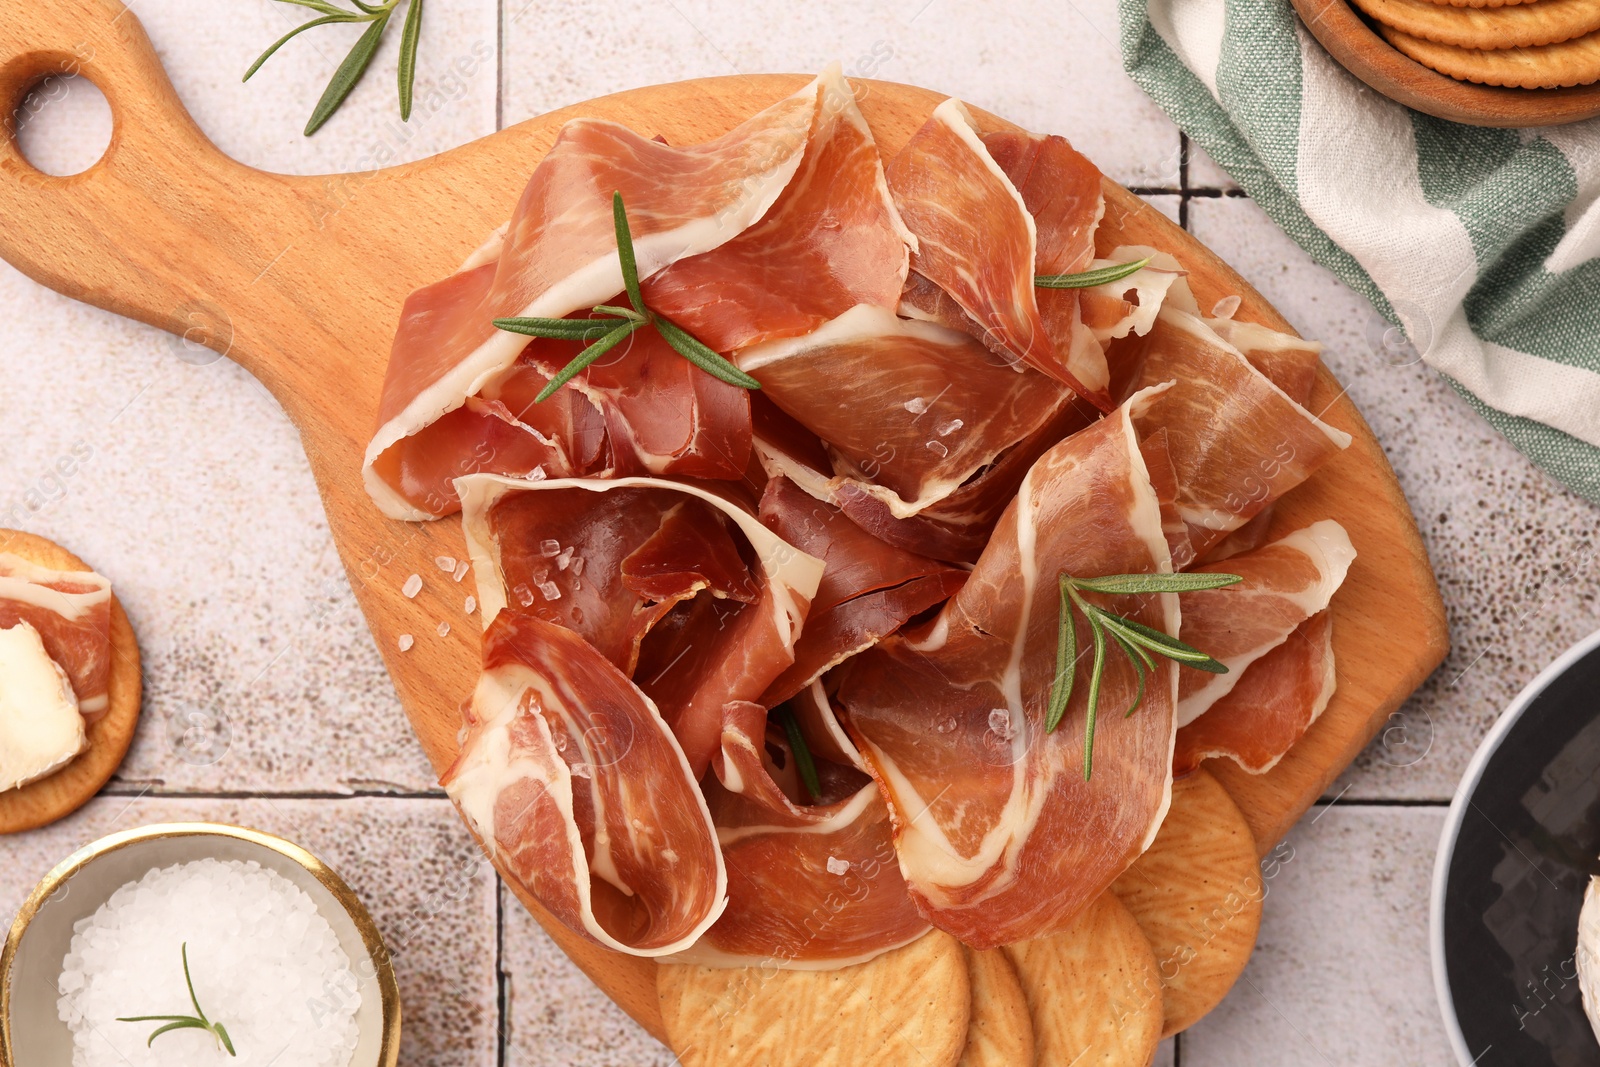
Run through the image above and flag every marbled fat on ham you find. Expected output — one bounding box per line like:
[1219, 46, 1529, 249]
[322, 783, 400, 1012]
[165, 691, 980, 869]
[0, 553, 112, 719]
[834, 388, 1179, 948]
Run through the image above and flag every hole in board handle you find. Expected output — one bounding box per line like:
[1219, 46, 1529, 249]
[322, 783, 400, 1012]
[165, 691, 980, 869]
[14, 74, 112, 177]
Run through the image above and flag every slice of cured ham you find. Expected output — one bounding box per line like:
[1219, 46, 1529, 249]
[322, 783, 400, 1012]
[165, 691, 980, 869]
[1174, 521, 1355, 728]
[365, 75, 825, 520]
[899, 130, 1113, 409]
[1174, 610, 1335, 775]
[671, 701, 930, 968]
[756, 476, 965, 704]
[640, 66, 914, 353]
[457, 474, 824, 778]
[834, 387, 1179, 948]
[1132, 309, 1351, 559]
[740, 305, 1073, 524]
[888, 101, 1107, 404]
[441, 609, 726, 956]
[0, 553, 111, 719]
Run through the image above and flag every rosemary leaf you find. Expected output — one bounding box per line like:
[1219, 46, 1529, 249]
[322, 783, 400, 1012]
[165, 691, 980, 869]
[243, 13, 361, 82]
[591, 304, 647, 322]
[613, 192, 647, 315]
[145, 1020, 208, 1046]
[494, 317, 616, 341]
[304, 13, 389, 136]
[1070, 572, 1242, 595]
[534, 320, 643, 402]
[780, 707, 822, 801]
[1046, 576, 1077, 732]
[397, 0, 423, 121]
[214, 1022, 237, 1057]
[1101, 614, 1227, 672]
[1036, 256, 1151, 290]
[1083, 616, 1106, 780]
[654, 315, 762, 390]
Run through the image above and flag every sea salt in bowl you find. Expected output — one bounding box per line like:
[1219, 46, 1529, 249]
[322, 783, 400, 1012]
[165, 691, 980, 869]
[0, 823, 400, 1066]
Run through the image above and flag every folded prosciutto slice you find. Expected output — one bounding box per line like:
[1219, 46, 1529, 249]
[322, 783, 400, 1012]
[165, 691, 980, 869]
[0, 553, 112, 719]
[1174, 520, 1355, 727]
[640, 66, 913, 352]
[887, 100, 1105, 406]
[443, 609, 726, 956]
[671, 701, 930, 968]
[457, 474, 825, 778]
[1175, 610, 1335, 775]
[366, 74, 825, 519]
[834, 387, 1179, 948]
[1132, 309, 1351, 559]
[756, 476, 965, 704]
[741, 305, 1073, 523]
[900, 129, 1113, 409]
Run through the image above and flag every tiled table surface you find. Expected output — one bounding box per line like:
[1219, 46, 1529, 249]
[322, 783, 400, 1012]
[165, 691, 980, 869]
[3, 1, 1596, 1063]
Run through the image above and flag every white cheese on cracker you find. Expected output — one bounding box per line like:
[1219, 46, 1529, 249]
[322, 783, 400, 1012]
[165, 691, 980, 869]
[0, 621, 87, 791]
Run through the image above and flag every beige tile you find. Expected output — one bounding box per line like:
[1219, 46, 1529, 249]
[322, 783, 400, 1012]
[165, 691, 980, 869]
[0, 796, 499, 1067]
[499, 0, 1183, 188]
[0, 260, 438, 794]
[500, 890, 675, 1067]
[1188, 195, 1600, 804]
[1183, 805, 1453, 1066]
[1185, 138, 1239, 193]
[1142, 192, 1181, 227]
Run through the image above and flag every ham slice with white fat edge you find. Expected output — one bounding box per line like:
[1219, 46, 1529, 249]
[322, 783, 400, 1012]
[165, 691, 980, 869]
[887, 100, 1106, 406]
[0, 553, 112, 719]
[670, 700, 930, 968]
[833, 387, 1178, 948]
[457, 474, 824, 780]
[1174, 610, 1335, 775]
[1174, 521, 1355, 728]
[365, 74, 824, 519]
[1131, 309, 1351, 560]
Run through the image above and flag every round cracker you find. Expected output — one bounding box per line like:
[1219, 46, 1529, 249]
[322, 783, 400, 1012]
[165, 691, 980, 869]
[957, 947, 1034, 1067]
[1356, 0, 1600, 47]
[1417, 0, 1541, 8]
[658, 930, 970, 1067]
[0, 530, 141, 835]
[1383, 23, 1600, 85]
[1110, 769, 1263, 1037]
[1003, 892, 1163, 1067]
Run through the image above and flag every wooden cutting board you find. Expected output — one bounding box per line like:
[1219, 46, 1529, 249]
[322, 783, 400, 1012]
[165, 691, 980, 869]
[0, 0, 1448, 1043]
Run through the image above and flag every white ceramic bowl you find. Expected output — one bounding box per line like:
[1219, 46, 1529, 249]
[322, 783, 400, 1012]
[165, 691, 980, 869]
[0, 822, 401, 1066]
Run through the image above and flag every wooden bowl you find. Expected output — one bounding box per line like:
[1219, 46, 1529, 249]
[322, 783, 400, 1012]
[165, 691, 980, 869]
[1293, 0, 1600, 126]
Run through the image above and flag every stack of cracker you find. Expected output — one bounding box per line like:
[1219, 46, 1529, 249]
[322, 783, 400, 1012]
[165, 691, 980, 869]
[1353, 0, 1600, 87]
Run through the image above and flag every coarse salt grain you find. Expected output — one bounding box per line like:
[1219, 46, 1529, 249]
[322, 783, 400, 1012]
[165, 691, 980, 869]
[397, 634, 414, 652]
[827, 856, 850, 876]
[1212, 294, 1242, 320]
[57, 858, 360, 1067]
[401, 573, 422, 599]
[433, 555, 457, 573]
[436, 621, 450, 637]
[464, 596, 477, 615]
[452, 560, 470, 583]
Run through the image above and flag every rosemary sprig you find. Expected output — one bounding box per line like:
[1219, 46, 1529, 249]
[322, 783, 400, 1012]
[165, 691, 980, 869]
[1036, 256, 1151, 290]
[494, 192, 762, 401]
[117, 942, 236, 1056]
[778, 707, 823, 801]
[1048, 571, 1241, 779]
[244, 0, 424, 136]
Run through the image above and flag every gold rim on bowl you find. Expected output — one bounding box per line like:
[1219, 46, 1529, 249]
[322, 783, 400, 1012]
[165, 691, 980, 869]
[0, 821, 402, 1066]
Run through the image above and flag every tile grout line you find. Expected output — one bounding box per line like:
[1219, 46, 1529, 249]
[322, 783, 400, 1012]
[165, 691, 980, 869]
[1178, 131, 1190, 230]
[497, 879, 509, 1067]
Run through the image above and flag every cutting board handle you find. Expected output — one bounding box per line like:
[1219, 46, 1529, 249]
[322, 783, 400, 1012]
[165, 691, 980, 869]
[0, 0, 316, 375]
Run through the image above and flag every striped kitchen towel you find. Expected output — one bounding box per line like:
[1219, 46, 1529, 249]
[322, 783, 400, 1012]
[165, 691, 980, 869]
[1119, 0, 1600, 503]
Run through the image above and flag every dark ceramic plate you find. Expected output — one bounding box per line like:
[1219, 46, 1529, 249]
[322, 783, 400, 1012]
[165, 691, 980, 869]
[1433, 628, 1600, 1066]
